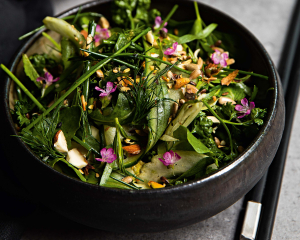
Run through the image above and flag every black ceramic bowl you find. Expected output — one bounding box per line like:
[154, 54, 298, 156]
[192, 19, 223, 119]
[1, 0, 284, 233]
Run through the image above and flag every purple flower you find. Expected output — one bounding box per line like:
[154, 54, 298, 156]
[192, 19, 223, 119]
[94, 25, 110, 43]
[36, 72, 59, 87]
[211, 49, 229, 67]
[164, 42, 179, 56]
[95, 148, 117, 163]
[153, 16, 168, 33]
[95, 82, 117, 97]
[235, 98, 255, 119]
[158, 150, 181, 166]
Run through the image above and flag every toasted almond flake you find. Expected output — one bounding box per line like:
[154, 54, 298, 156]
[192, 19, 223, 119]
[96, 69, 104, 78]
[218, 97, 236, 105]
[54, 130, 68, 153]
[145, 31, 154, 46]
[184, 63, 201, 71]
[221, 70, 239, 86]
[189, 69, 201, 80]
[194, 49, 201, 59]
[174, 78, 190, 89]
[66, 148, 88, 169]
[214, 137, 221, 146]
[172, 102, 179, 118]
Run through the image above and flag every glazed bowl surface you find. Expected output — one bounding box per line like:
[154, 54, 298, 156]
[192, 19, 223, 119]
[1, 0, 285, 233]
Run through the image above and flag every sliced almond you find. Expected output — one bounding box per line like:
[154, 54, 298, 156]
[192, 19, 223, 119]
[218, 97, 236, 105]
[66, 148, 88, 169]
[99, 17, 110, 29]
[54, 130, 68, 154]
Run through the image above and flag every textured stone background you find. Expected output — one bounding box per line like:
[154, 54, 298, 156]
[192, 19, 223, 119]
[21, 0, 299, 239]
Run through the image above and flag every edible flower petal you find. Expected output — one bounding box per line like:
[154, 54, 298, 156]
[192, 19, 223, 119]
[158, 150, 181, 166]
[154, 16, 168, 33]
[164, 42, 178, 56]
[235, 98, 255, 118]
[94, 25, 110, 43]
[95, 148, 117, 163]
[95, 82, 117, 97]
[36, 72, 59, 87]
[211, 49, 229, 67]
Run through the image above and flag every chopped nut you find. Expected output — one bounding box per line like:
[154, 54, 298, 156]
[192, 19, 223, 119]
[54, 130, 68, 153]
[212, 96, 217, 102]
[179, 99, 186, 105]
[226, 58, 235, 65]
[160, 176, 170, 185]
[172, 102, 179, 118]
[145, 31, 154, 46]
[220, 140, 226, 146]
[123, 68, 130, 73]
[120, 86, 131, 92]
[186, 84, 198, 94]
[214, 137, 220, 146]
[222, 92, 229, 96]
[174, 78, 190, 89]
[87, 34, 93, 44]
[221, 70, 239, 86]
[184, 63, 201, 71]
[96, 173, 100, 178]
[150, 66, 155, 71]
[167, 83, 173, 89]
[162, 76, 170, 82]
[63, 99, 69, 106]
[88, 105, 94, 110]
[182, 59, 192, 65]
[66, 148, 88, 169]
[207, 116, 220, 123]
[113, 68, 119, 73]
[99, 16, 110, 29]
[168, 117, 172, 124]
[189, 69, 201, 80]
[122, 144, 141, 155]
[83, 51, 89, 57]
[79, 169, 84, 174]
[194, 49, 201, 59]
[197, 57, 204, 69]
[218, 97, 236, 105]
[200, 89, 207, 94]
[122, 176, 133, 184]
[167, 70, 174, 80]
[96, 69, 104, 78]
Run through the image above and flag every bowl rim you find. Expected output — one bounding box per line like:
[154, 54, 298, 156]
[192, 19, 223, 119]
[4, 0, 279, 195]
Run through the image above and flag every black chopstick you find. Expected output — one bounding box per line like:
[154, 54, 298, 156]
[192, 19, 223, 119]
[236, 0, 300, 239]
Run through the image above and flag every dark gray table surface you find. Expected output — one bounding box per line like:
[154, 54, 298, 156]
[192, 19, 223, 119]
[21, 0, 298, 239]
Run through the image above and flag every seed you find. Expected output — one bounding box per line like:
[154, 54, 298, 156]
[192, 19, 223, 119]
[197, 57, 204, 69]
[113, 68, 118, 73]
[200, 89, 207, 94]
[182, 59, 192, 65]
[88, 105, 94, 110]
[159, 29, 168, 38]
[174, 28, 179, 35]
[218, 97, 236, 105]
[160, 176, 170, 184]
[213, 96, 217, 102]
[184, 63, 201, 71]
[99, 17, 110, 29]
[96, 69, 104, 78]
[222, 92, 229, 96]
[122, 176, 133, 184]
[189, 69, 201, 80]
[220, 140, 226, 146]
[74, 37, 78, 41]
[57, 122, 62, 128]
[179, 99, 185, 105]
[214, 137, 220, 146]
[83, 51, 89, 57]
[238, 146, 245, 153]
[172, 102, 178, 118]
[96, 173, 100, 178]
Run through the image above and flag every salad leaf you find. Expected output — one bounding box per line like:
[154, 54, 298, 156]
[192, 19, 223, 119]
[29, 53, 58, 75]
[22, 54, 42, 88]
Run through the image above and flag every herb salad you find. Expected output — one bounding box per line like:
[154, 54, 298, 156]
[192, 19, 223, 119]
[2, 1, 270, 190]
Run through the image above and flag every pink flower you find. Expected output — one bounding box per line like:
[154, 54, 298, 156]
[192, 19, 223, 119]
[235, 98, 255, 119]
[158, 150, 181, 166]
[94, 25, 110, 43]
[36, 72, 59, 87]
[95, 148, 117, 163]
[211, 49, 229, 67]
[95, 82, 117, 97]
[153, 16, 168, 33]
[164, 42, 179, 56]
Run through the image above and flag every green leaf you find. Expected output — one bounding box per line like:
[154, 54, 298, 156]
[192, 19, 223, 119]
[173, 126, 211, 154]
[220, 84, 246, 101]
[48, 158, 86, 182]
[177, 23, 218, 44]
[250, 85, 258, 101]
[59, 106, 82, 148]
[89, 93, 133, 126]
[22, 54, 42, 88]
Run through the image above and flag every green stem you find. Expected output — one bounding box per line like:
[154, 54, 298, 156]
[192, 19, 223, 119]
[222, 68, 268, 80]
[222, 119, 253, 126]
[80, 49, 138, 69]
[194, 1, 201, 21]
[24, 27, 151, 131]
[82, 50, 192, 75]
[42, 32, 61, 51]
[202, 100, 233, 154]
[1, 64, 46, 111]
[72, 136, 99, 155]
[154, 5, 179, 35]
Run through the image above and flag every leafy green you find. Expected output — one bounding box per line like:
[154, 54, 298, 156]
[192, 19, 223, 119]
[173, 126, 211, 154]
[29, 53, 58, 75]
[22, 54, 42, 88]
[191, 115, 214, 138]
[59, 106, 82, 148]
[219, 84, 247, 101]
[13, 100, 31, 127]
[177, 24, 218, 44]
